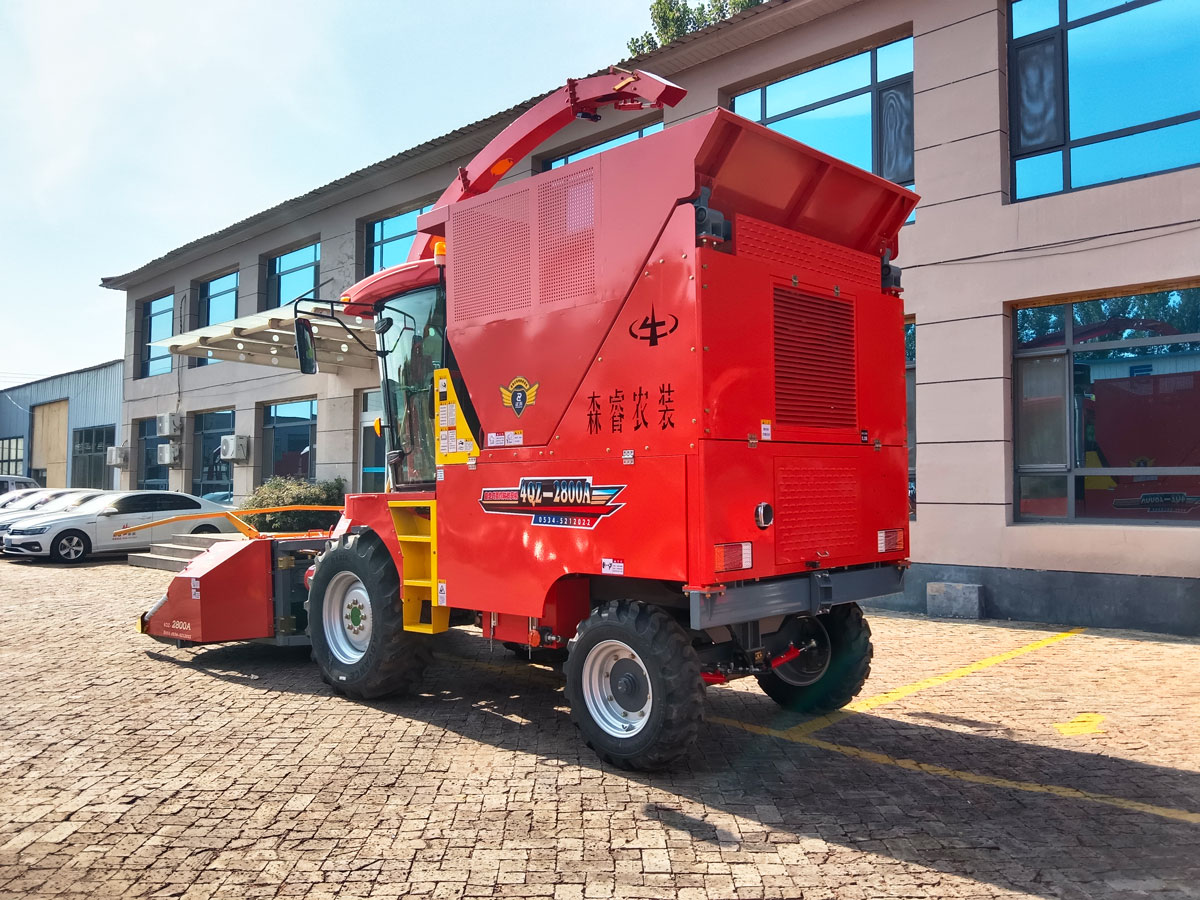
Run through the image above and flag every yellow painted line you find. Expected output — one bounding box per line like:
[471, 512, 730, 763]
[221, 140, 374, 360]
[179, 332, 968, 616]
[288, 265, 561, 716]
[778, 626, 1086, 740]
[1054, 712, 1106, 736]
[710, 716, 1200, 825]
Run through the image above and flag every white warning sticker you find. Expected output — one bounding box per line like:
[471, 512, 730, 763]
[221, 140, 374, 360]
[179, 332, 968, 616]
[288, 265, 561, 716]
[505, 430, 524, 446]
[437, 580, 448, 607]
[760, 419, 772, 441]
[487, 432, 504, 448]
[601, 557, 625, 576]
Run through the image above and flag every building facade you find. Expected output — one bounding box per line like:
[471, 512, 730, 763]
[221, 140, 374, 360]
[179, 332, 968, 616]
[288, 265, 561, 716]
[102, 0, 1200, 633]
[0, 360, 123, 490]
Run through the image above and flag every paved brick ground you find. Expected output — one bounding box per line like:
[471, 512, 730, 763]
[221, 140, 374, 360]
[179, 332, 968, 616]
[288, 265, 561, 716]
[0, 557, 1197, 899]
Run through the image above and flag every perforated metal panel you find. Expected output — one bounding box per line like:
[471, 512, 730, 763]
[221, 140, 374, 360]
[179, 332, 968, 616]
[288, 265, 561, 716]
[774, 286, 857, 429]
[775, 464, 861, 564]
[537, 166, 596, 306]
[449, 190, 531, 323]
[736, 215, 878, 289]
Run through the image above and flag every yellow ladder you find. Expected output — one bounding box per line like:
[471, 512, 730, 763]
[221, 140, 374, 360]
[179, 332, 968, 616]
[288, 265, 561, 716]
[388, 499, 449, 634]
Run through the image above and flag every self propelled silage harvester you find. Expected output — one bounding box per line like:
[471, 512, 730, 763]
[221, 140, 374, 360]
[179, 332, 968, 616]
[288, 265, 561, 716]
[136, 68, 919, 770]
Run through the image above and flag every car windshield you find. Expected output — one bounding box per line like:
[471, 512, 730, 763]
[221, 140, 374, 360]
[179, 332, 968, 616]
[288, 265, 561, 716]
[6, 492, 55, 511]
[38, 492, 103, 513]
[0, 490, 29, 508]
[72, 493, 127, 514]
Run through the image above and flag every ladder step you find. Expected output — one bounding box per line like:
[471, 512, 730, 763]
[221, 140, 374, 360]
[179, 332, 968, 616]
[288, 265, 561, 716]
[396, 533, 432, 542]
[403, 578, 433, 588]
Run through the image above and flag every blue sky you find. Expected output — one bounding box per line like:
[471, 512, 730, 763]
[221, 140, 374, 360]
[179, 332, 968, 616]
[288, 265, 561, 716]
[0, 0, 653, 387]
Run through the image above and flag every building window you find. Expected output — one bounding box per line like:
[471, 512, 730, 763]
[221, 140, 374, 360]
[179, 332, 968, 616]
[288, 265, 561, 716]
[1013, 285, 1200, 523]
[196, 272, 238, 365]
[265, 243, 319, 309]
[1009, 0, 1200, 200]
[731, 37, 915, 212]
[366, 206, 433, 276]
[360, 390, 386, 492]
[905, 321, 916, 519]
[0, 436, 24, 476]
[192, 410, 235, 500]
[140, 293, 174, 377]
[71, 425, 115, 489]
[137, 419, 168, 491]
[263, 400, 316, 481]
[544, 122, 664, 170]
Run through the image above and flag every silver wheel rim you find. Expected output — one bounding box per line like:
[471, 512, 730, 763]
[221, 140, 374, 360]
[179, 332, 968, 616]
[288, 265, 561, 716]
[58, 535, 84, 561]
[581, 639, 653, 738]
[323, 571, 372, 665]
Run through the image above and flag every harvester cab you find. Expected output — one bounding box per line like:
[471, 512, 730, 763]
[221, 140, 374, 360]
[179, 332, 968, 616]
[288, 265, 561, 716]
[139, 68, 918, 770]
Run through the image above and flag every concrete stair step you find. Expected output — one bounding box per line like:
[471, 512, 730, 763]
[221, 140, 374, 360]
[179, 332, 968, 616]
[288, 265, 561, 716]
[127, 552, 190, 572]
[148, 542, 207, 560]
[170, 531, 246, 549]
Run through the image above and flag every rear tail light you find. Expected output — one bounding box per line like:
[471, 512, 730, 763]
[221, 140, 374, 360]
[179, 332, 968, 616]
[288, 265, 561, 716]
[714, 542, 752, 573]
[877, 529, 904, 552]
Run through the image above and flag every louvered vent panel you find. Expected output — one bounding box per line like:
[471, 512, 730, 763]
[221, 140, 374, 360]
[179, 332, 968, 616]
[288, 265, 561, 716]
[450, 190, 531, 323]
[775, 465, 860, 564]
[537, 166, 596, 306]
[774, 286, 857, 428]
[737, 215, 878, 288]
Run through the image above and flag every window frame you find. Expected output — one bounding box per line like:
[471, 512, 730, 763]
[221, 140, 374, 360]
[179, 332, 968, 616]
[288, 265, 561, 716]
[542, 122, 665, 171]
[364, 204, 433, 277]
[729, 38, 915, 200]
[139, 292, 174, 378]
[194, 270, 240, 365]
[70, 425, 116, 489]
[1012, 287, 1200, 524]
[192, 410, 235, 499]
[1008, 0, 1200, 200]
[136, 418, 168, 491]
[264, 242, 320, 311]
[261, 399, 318, 483]
[0, 436, 24, 476]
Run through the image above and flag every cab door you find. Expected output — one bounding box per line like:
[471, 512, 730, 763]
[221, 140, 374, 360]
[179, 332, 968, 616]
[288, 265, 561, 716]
[95, 494, 156, 551]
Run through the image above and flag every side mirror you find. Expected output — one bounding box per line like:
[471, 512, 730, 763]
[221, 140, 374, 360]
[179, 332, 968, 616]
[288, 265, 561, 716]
[294, 317, 319, 375]
[97, 507, 118, 517]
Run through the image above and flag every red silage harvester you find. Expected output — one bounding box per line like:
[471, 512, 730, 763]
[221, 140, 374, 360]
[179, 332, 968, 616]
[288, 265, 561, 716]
[138, 70, 918, 769]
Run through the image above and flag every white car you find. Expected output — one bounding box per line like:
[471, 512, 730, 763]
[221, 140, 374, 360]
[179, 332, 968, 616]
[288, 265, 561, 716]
[0, 475, 39, 495]
[0, 490, 108, 537]
[3, 490, 240, 563]
[0, 488, 55, 510]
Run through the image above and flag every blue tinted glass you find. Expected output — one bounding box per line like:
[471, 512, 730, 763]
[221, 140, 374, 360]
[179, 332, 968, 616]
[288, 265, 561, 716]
[1012, 0, 1060, 37]
[1015, 150, 1064, 198]
[273, 243, 318, 273]
[208, 272, 237, 295]
[548, 159, 566, 169]
[148, 310, 172, 342]
[732, 90, 761, 119]
[380, 209, 420, 239]
[208, 293, 236, 324]
[766, 52, 870, 117]
[146, 349, 170, 376]
[1068, 0, 1200, 139]
[1071, 118, 1200, 187]
[642, 123, 663, 136]
[876, 38, 914, 81]
[150, 294, 172, 314]
[267, 400, 316, 424]
[278, 267, 316, 303]
[379, 235, 416, 270]
[1067, 0, 1137, 20]
[567, 129, 640, 164]
[770, 93, 872, 171]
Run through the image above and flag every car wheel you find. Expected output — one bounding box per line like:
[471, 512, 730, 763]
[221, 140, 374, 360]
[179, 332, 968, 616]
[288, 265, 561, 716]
[191, 525, 220, 535]
[50, 530, 91, 563]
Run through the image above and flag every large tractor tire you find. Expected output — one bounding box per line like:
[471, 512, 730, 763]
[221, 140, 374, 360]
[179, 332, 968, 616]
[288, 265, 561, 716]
[564, 600, 703, 771]
[308, 532, 432, 700]
[756, 604, 873, 713]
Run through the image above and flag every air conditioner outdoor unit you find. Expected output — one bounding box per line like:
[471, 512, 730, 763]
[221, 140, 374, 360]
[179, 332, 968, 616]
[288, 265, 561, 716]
[106, 446, 129, 469]
[156, 412, 183, 437]
[157, 441, 181, 467]
[219, 434, 249, 462]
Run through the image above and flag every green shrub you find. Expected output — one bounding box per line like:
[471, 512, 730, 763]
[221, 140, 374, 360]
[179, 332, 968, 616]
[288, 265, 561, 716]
[237, 477, 346, 532]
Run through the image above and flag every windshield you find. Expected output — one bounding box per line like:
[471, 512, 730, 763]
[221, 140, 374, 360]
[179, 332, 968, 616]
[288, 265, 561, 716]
[0, 490, 31, 508]
[71, 493, 126, 515]
[38, 491, 103, 513]
[6, 491, 56, 511]
[378, 285, 444, 486]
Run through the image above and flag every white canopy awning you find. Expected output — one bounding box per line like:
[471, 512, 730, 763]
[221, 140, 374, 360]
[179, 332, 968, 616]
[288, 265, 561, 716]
[153, 307, 376, 373]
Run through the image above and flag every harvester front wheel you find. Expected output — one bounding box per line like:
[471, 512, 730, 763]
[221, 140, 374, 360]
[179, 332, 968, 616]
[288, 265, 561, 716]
[756, 604, 872, 713]
[565, 600, 703, 770]
[308, 533, 431, 700]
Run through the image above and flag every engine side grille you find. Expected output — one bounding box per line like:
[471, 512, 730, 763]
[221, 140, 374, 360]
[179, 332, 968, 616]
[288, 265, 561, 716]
[537, 166, 596, 306]
[775, 464, 861, 564]
[774, 286, 857, 429]
[450, 190, 531, 323]
[737, 215, 878, 289]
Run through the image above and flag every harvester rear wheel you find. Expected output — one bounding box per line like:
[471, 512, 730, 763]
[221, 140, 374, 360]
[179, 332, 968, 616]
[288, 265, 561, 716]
[308, 532, 431, 700]
[756, 604, 872, 713]
[565, 600, 703, 771]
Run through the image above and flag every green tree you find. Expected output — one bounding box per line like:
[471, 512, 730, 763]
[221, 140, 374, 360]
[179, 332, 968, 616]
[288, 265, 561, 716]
[627, 0, 762, 56]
